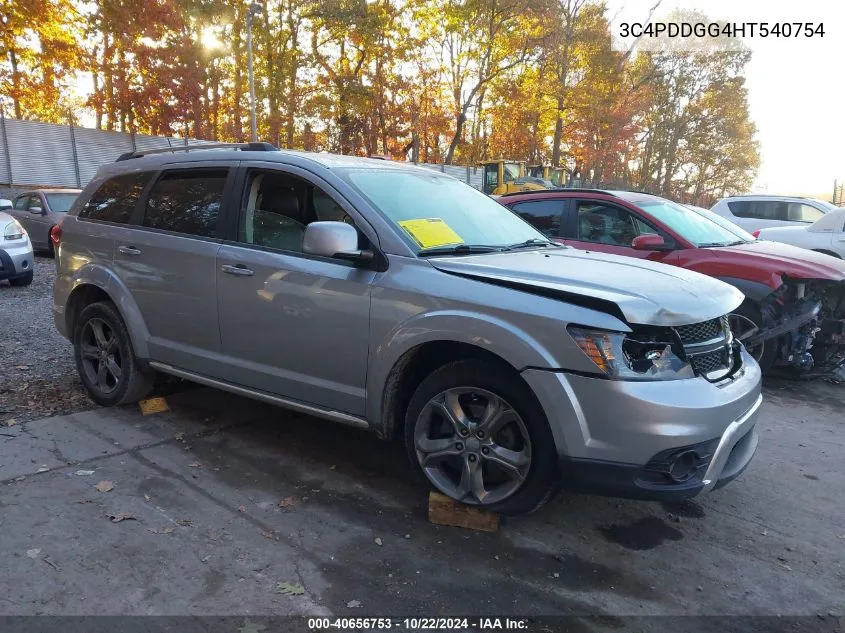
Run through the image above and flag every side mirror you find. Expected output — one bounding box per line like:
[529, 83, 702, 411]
[303, 221, 374, 264]
[29, 206, 44, 215]
[632, 234, 669, 251]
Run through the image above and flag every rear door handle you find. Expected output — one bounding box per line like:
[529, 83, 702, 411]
[221, 264, 255, 277]
[118, 245, 142, 256]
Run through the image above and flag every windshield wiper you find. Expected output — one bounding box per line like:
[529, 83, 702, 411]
[418, 244, 502, 257]
[501, 238, 557, 251]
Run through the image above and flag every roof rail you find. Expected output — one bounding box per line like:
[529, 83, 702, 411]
[115, 142, 278, 162]
[496, 188, 616, 198]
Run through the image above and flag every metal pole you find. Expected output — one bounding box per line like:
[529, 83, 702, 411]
[68, 113, 81, 188]
[0, 104, 13, 186]
[247, 8, 258, 143]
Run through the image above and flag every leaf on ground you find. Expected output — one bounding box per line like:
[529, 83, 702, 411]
[147, 526, 176, 535]
[74, 470, 95, 476]
[347, 600, 362, 608]
[4, 418, 17, 426]
[106, 512, 136, 523]
[176, 519, 194, 527]
[276, 582, 305, 596]
[374, 537, 383, 546]
[174, 432, 185, 441]
[238, 505, 247, 513]
[278, 497, 296, 509]
[26, 548, 41, 559]
[95, 480, 114, 493]
[261, 530, 278, 541]
[144, 494, 151, 502]
[189, 462, 203, 468]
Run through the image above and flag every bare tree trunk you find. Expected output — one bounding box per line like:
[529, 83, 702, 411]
[8, 49, 22, 118]
[445, 110, 467, 165]
[551, 99, 563, 166]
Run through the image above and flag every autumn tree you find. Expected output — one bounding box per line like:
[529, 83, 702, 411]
[1, 0, 83, 121]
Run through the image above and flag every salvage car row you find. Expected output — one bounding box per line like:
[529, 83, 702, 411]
[4, 148, 845, 517]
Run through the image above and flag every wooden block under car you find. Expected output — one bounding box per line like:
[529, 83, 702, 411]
[138, 397, 170, 416]
[427, 490, 500, 532]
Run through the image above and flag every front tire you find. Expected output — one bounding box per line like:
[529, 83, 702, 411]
[729, 302, 776, 373]
[404, 359, 558, 515]
[73, 301, 154, 407]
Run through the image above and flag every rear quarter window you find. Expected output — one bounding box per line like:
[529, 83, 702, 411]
[79, 172, 155, 223]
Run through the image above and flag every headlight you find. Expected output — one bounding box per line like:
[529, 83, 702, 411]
[3, 220, 24, 241]
[568, 325, 695, 381]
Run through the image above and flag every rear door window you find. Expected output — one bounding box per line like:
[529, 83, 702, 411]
[142, 169, 228, 238]
[79, 172, 154, 223]
[728, 200, 788, 220]
[508, 199, 563, 237]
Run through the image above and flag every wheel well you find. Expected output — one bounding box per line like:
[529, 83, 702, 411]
[811, 249, 841, 259]
[66, 284, 112, 336]
[378, 341, 518, 441]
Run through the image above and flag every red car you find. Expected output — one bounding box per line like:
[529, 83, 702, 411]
[499, 189, 845, 377]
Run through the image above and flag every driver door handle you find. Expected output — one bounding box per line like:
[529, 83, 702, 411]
[221, 264, 255, 277]
[118, 245, 142, 256]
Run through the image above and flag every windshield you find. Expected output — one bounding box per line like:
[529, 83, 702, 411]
[685, 205, 757, 241]
[626, 197, 753, 247]
[339, 169, 548, 252]
[45, 193, 79, 213]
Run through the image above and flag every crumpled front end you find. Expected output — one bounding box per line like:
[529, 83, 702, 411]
[750, 277, 845, 379]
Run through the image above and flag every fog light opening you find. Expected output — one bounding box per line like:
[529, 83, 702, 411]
[669, 450, 699, 483]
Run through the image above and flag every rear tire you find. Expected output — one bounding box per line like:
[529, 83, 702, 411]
[73, 301, 154, 407]
[404, 359, 559, 515]
[730, 302, 776, 373]
[9, 271, 33, 286]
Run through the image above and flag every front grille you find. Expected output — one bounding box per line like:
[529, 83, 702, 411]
[674, 315, 735, 380]
[675, 317, 723, 344]
[690, 348, 729, 376]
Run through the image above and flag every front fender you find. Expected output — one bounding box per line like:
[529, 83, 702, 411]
[365, 309, 604, 431]
[714, 276, 778, 303]
[60, 263, 151, 359]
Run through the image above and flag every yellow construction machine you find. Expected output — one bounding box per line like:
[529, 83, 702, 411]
[527, 164, 565, 187]
[481, 160, 556, 196]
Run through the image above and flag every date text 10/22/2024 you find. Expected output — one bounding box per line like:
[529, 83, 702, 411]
[307, 618, 530, 630]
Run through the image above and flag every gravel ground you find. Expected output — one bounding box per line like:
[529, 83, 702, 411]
[0, 256, 92, 425]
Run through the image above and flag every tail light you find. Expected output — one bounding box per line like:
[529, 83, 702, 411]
[751, 230, 760, 238]
[50, 224, 62, 246]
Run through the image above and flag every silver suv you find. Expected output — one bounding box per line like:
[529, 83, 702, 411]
[53, 143, 762, 514]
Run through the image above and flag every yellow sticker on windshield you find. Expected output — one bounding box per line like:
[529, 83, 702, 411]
[398, 218, 464, 249]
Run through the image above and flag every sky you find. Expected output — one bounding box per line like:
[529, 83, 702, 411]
[604, 0, 845, 198]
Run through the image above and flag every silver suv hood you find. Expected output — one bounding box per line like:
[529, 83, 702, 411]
[428, 248, 744, 326]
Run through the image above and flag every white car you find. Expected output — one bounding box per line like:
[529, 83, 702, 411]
[0, 198, 12, 211]
[754, 207, 845, 259]
[710, 195, 841, 233]
[0, 211, 35, 286]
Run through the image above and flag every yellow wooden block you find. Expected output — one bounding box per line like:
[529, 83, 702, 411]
[427, 490, 500, 532]
[139, 397, 169, 415]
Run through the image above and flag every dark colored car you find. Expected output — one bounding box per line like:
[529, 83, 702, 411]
[500, 189, 845, 377]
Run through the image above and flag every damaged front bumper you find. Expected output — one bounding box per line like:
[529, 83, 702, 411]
[748, 278, 845, 378]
